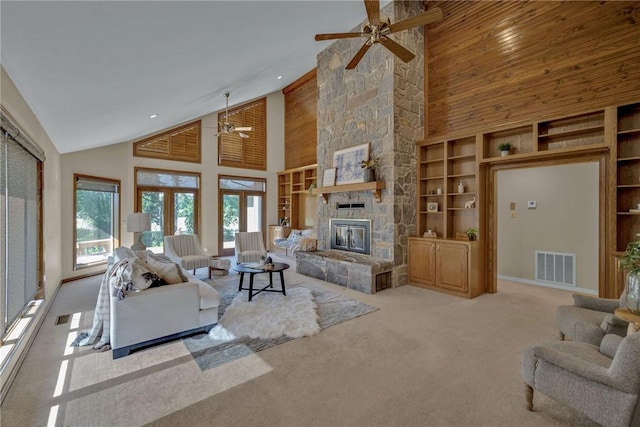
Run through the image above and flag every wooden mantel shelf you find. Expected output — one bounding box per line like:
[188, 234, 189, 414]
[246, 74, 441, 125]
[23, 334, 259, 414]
[312, 181, 386, 203]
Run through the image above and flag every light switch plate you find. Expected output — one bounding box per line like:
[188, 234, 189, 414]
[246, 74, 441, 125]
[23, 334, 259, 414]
[528, 201, 537, 209]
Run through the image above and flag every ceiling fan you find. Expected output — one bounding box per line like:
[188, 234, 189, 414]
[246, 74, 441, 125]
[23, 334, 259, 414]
[315, 0, 443, 70]
[218, 92, 252, 139]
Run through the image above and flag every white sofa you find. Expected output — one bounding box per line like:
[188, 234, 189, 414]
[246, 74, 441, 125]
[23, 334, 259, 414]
[108, 248, 220, 358]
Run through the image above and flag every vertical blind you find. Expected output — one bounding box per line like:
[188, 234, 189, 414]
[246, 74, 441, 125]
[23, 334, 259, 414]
[1, 126, 41, 337]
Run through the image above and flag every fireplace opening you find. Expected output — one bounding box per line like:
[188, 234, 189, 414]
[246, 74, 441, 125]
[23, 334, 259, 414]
[330, 218, 371, 255]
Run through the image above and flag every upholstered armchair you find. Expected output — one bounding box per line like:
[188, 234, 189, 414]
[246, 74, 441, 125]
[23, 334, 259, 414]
[234, 231, 267, 264]
[556, 294, 628, 346]
[521, 332, 640, 426]
[164, 234, 230, 279]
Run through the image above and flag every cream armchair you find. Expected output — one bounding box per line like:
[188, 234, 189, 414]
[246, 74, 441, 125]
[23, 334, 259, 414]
[234, 231, 267, 264]
[164, 234, 230, 278]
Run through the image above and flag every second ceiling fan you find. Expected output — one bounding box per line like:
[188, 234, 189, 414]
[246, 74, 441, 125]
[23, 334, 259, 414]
[315, 0, 443, 70]
[219, 92, 252, 139]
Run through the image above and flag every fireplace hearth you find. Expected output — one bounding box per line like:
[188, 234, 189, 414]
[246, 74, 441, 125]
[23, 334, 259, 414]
[330, 218, 371, 255]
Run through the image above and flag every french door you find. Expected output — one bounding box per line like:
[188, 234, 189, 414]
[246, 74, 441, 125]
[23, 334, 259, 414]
[136, 187, 197, 252]
[218, 176, 266, 256]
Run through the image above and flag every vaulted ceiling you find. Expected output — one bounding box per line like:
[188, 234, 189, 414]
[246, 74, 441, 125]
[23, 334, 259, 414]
[1, 1, 391, 154]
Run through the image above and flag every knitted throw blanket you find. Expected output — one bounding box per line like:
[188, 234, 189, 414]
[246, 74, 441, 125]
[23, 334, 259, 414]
[74, 258, 132, 350]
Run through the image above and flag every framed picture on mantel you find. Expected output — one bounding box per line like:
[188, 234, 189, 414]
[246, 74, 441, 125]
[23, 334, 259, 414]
[333, 143, 369, 185]
[322, 168, 336, 187]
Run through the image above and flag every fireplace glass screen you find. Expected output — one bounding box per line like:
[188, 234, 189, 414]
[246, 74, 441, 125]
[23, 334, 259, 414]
[330, 219, 371, 255]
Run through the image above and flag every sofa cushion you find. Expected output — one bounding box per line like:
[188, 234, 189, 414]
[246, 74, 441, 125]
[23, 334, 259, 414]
[600, 334, 624, 359]
[147, 256, 187, 284]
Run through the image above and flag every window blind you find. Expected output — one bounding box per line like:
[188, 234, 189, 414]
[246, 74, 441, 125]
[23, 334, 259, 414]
[1, 134, 40, 336]
[218, 97, 267, 170]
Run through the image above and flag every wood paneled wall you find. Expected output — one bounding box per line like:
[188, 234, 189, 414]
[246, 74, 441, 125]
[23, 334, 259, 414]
[283, 69, 317, 169]
[426, 1, 640, 139]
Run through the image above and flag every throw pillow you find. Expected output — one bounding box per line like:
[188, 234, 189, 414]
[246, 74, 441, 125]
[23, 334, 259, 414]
[147, 256, 187, 284]
[121, 258, 164, 291]
[287, 230, 302, 243]
[113, 246, 137, 262]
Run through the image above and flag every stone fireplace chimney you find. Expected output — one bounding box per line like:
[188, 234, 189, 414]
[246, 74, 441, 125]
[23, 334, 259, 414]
[315, 0, 424, 287]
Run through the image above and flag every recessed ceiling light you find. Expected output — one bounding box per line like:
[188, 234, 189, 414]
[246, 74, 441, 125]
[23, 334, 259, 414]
[277, 75, 283, 80]
[149, 114, 158, 119]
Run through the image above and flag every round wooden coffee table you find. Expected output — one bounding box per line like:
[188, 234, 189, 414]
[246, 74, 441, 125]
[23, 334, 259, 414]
[233, 262, 290, 301]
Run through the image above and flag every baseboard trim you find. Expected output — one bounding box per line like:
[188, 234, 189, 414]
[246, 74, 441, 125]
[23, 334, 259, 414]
[0, 279, 62, 404]
[497, 275, 598, 295]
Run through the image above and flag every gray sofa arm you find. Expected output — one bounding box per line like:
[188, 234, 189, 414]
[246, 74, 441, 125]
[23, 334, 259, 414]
[573, 294, 620, 313]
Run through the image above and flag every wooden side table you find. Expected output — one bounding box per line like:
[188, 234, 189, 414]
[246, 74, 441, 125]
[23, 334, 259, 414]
[614, 308, 640, 335]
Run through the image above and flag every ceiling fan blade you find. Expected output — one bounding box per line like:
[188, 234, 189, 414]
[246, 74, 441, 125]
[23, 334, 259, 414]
[235, 127, 252, 132]
[346, 41, 372, 70]
[364, 0, 380, 25]
[238, 132, 250, 139]
[379, 36, 415, 63]
[388, 7, 443, 33]
[315, 32, 363, 41]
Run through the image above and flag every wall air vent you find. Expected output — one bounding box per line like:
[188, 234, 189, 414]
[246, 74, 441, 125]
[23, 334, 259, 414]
[336, 203, 365, 209]
[535, 251, 576, 286]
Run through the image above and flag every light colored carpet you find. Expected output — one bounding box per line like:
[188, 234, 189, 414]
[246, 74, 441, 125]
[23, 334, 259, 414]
[184, 280, 377, 371]
[1, 258, 599, 427]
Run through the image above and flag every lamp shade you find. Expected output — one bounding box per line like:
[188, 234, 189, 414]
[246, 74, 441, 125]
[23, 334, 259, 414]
[127, 212, 151, 232]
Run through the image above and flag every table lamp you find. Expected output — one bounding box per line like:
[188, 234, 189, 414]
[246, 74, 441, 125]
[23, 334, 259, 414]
[127, 212, 151, 251]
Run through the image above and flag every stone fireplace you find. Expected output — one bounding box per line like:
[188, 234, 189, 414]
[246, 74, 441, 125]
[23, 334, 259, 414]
[302, 1, 424, 290]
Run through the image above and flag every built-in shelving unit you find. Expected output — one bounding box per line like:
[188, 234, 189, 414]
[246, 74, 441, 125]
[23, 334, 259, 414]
[413, 102, 640, 298]
[417, 136, 477, 239]
[312, 181, 385, 203]
[615, 102, 640, 253]
[277, 164, 317, 228]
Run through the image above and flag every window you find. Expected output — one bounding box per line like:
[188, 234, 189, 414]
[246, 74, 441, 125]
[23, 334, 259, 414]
[133, 120, 201, 163]
[1, 112, 43, 341]
[135, 168, 200, 252]
[218, 97, 267, 170]
[74, 174, 120, 270]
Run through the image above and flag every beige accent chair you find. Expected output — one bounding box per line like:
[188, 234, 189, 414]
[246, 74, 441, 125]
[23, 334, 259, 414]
[234, 231, 267, 264]
[164, 234, 230, 278]
[521, 332, 640, 426]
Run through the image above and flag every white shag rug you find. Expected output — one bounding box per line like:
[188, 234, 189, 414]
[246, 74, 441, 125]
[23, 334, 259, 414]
[208, 287, 320, 341]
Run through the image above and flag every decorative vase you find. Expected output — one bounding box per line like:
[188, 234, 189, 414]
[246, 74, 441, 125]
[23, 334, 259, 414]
[364, 168, 376, 182]
[625, 273, 640, 314]
[458, 181, 465, 194]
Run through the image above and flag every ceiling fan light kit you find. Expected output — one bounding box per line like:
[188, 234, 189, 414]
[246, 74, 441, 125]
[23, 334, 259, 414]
[315, 0, 442, 70]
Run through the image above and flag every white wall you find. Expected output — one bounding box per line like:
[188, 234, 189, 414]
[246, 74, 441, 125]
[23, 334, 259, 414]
[61, 92, 285, 279]
[497, 162, 599, 292]
[1, 66, 63, 397]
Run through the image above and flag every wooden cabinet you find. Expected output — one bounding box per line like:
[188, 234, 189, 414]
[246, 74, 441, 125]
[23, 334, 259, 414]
[277, 164, 317, 229]
[268, 225, 292, 251]
[408, 237, 484, 298]
[408, 238, 436, 287]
